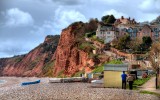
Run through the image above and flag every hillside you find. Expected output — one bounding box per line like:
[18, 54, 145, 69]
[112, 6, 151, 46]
[0, 35, 60, 77]
[0, 20, 110, 77]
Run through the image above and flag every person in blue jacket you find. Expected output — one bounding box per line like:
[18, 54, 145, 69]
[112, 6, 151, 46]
[121, 71, 127, 89]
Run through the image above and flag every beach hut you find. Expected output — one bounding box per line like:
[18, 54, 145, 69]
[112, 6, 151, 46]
[104, 64, 128, 88]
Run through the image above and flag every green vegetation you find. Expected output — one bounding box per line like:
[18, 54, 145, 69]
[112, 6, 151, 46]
[42, 61, 54, 77]
[115, 35, 131, 50]
[72, 69, 85, 77]
[113, 35, 152, 54]
[140, 90, 160, 98]
[92, 59, 123, 73]
[57, 70, 65, 78]
[140, 36, 152, 51]
[101, 15, 116, 24]
[107, 59, 123, 64]
[89, 53, 98, 59]
[92, 65, 104, 73]
[14, 57, 23, 63]
[78, 42, 96, 53]
[132, 76, 151, 89]
[85, 32, 96, 38]
[28, 61, 37, 70]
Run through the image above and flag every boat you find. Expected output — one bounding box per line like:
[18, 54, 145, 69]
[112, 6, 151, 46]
[91, 79, 104, 88]
[49, 78, 62, 83]
[21, 80, 40, 86]
[49, 77, 87, 83]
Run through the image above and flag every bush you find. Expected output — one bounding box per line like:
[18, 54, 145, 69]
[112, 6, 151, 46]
[78, 42, 95, 52]
[107, 59, 123, 64]
[85, 32, 96, 38]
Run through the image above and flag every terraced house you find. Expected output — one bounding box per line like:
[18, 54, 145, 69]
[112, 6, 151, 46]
[96, 16, 160, 43]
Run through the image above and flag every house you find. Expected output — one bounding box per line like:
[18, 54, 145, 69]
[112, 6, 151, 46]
[103, 64, 128, 88]
[96, 23, 117, 43]
[138, 25, 153, 39]
[151, 25, 160, 41]
[114, 16, 137, 29]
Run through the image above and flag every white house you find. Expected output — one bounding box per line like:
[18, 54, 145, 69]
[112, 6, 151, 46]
[96, 23, 117, 44]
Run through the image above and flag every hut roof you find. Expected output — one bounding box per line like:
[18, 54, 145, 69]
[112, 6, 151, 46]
[104, 64, 128, 71]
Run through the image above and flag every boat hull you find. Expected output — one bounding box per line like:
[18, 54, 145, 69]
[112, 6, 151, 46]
[21, 80, 40, 86]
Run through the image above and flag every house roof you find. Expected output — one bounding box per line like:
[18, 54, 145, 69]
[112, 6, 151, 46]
[104, 64, 128, 71]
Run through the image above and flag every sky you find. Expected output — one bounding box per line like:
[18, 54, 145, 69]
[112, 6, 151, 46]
[0, 0, 160, 58]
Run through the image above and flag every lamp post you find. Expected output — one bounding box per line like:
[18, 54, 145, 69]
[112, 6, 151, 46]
[155, 56, 159, 89]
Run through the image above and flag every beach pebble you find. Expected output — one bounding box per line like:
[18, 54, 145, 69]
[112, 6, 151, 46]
[0, 82, 159, 100]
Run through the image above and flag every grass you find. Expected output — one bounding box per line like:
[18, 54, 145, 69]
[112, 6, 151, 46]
[140, 90, 160, 98]
[133, 76, 151, 87]
[92, 59, 123, 73]
[72, 69, 85, 77]
[92, 65, 104, 73]
[107, 59, 123, 64]
[57, 70, 65, 78]
[78, 42, 95, 51]
[14, 57, 23, 63]
[42, 61, 55, 77]
[90, 35, 104, 44]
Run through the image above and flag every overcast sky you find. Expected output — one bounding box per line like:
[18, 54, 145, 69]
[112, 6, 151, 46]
[0, 0, 160, 58]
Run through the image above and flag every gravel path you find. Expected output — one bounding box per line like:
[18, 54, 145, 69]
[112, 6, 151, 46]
[0, 81, 159, 100]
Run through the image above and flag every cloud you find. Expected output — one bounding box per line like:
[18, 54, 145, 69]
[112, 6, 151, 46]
[4, 8, 34, 27]
[54, 7, 87, 29]
[102, 9, 128, 18]
[51, 0, 83, 5]
[101, 0, 123, 4]
[139, 0, 160, 13]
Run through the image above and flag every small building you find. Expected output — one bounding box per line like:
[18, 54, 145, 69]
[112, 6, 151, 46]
[104, 64, 128, 88]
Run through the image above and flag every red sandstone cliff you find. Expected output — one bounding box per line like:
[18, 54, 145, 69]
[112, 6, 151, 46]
[0, 35, 60, 77]
[0, 20, 108, 77]
[53, 22, 101, 76]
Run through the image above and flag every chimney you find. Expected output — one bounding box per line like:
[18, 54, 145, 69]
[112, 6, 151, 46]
[121, 16, 124, 19]
[128, 17, 130, 20]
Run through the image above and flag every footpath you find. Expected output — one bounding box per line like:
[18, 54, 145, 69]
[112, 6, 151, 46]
[139, 76, 160, 94]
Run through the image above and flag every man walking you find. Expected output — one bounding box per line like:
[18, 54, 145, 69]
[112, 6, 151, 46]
[121, 71, 127, 89]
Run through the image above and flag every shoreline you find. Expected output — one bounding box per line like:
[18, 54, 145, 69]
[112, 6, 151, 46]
[0, 77, 48, 90]
[0, 77, 159, 100]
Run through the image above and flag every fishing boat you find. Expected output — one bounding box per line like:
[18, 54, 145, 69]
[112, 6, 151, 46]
[21, 80, 40, 86]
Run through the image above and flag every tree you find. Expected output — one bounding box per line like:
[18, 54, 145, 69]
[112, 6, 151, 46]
[101, 15, 116, 24]
[142, 36, 152, 46]
[149, 42, 160, 70]
[127, 38, 142, 51]
[116, 35, 131, 50]
[149, 42, 160, 89]
[85, 18, 99, 33]
[106, 15, 116, 24]
[141, 36, 152, 51]
[101, 15, 110, 23]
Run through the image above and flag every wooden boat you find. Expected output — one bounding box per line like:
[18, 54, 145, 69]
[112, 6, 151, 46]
[21, 80, 40, 86]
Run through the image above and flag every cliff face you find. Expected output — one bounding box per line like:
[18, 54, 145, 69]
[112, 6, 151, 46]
[0, 21, 101, 77]
[0, 35, 60, 77]
[54, 22, 99, 76]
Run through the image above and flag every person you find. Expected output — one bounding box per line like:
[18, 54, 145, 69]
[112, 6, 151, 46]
[121, 71, 127, 89]
[127, 74, 134, 90]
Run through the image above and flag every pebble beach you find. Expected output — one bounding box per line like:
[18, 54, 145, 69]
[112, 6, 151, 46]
[0, 77, 159, 100]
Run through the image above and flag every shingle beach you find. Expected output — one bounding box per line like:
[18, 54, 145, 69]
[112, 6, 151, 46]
[0, 77, 159, 100]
